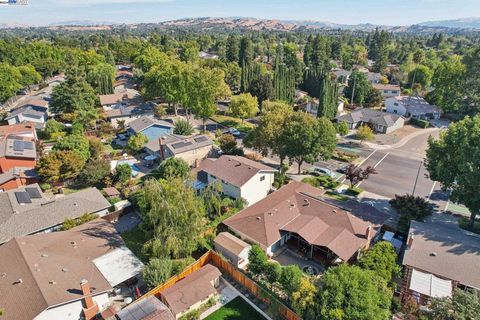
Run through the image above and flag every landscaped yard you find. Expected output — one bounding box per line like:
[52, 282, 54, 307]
[204, 297, 266, 320]
[211, 115, 255, 134]
[121, 226, 151, 263]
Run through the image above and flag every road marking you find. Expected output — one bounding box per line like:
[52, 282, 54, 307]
[357, 152, 389, 187]
[427, 181, 436, 201]
[338, 149, 377, 183]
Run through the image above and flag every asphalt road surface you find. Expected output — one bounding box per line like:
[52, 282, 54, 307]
[357, 130, 447, 208]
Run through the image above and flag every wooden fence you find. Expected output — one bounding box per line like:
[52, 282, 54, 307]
[138, 250, 302, 320]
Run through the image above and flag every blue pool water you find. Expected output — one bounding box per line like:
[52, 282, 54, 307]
[141, 125, 172, 141]
[117, 159, 141, 177]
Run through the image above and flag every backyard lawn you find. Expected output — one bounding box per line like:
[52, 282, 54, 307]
[121, 226, 151, 263]
[204, 297, 266, 320]
[210, 115, 255, 134]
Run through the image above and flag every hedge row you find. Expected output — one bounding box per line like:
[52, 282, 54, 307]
[411, 118, 430, 128]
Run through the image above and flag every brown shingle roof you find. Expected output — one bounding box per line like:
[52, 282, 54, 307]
[0, 219, 126, 320]
[198, 156, 277, 187]
[214, 232, 251, 256]
[161, 264, 221, 315]
[99, 93, 127, 106]
[403, 220, 480, 290]
[372, 83, 401, 91]
[224, 182, 384, 261]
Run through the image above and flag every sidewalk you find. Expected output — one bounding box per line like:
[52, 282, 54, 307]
[364, 128, 439, 150]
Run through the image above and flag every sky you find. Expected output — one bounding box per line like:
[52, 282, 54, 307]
[0, 0, 479, 26]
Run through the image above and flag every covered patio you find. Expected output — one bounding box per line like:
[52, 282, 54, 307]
[285, 234, 344, 268]
[272, 247, 326, 276]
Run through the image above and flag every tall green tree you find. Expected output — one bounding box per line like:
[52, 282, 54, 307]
[318, 71, 339, 119]
[53, 134, 91, 161]
[426, 115, 480, 228]
[359, 241, 400, 285]
[239, 36, 254, 65]
[430, 289, 480, 320]
[229, 93, 259, 123]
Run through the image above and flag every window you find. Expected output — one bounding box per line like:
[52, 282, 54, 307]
[260, 176, 265, 182]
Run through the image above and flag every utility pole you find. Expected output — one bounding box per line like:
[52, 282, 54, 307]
[412, 161, 423, 196]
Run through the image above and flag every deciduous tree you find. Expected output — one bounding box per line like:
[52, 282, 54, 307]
[229, 93, 259, 123]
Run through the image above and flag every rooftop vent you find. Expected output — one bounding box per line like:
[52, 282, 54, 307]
[73, 202, 78, 207]
[430, 252, 437, 257]
[332, 210, 337, 214]
[0, 273, 6, 278]
[70, 241, 76, 245]
[49, 280, 56, 285]
[16, 278, 23, 284]
[41, 253, 48, 258]
[62, 268, 68, 273]
[256, 217, 262, 220]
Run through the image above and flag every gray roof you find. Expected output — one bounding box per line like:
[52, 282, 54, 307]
[106, 103, 154, 119]
[5, 105, 47, 121]
[0, 167, 37, 185]
[0, 136, 37, 160]
[0, 184, 111, 244]
[164, 134, 212, 155]
[117, 296, 174, 320]
[403, 220, 480, 290]
[336, 108, 403, 128]
[391, 96, 441, 116]
[128, 116, 174, 134]
[366, 72, 383, 82]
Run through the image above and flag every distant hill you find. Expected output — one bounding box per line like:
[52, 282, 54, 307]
[48, 20, 117, 27]
[419, 17, 480, 30]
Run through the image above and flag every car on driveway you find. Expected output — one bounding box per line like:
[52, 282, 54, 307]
[227, 127, 241, 137]
[310, 166, 335, 178]
[336, 165, 349, 174]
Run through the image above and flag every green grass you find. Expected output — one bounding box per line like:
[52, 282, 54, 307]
[205, 297, 266, 320]
[211, 115, 255, 134]
[448, 202, 471, 216]
[302, 176, 340, 190]
[346, 186, 364, 196]
[459, 217, 480, 235]
[121, 227, 151, 263]
[324, 191, 349, 202]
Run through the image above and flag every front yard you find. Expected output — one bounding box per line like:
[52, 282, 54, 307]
[210, 115, 255, 134]
[204, 297, 267, 320]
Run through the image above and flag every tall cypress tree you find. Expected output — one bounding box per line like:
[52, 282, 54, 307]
[318, 70, 339, 119]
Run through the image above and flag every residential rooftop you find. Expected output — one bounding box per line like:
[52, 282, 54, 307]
[0, 184, 111, 243]
[214, 232, 251, 256]
[403, 220, 480, 290]
[336, 108, 403, 128]
[128, 116, 174, 134]
[99, 92, 127, 106]
[390, 96, 441, 116]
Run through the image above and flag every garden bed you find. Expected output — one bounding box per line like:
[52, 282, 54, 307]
[204, 296, 267, 320]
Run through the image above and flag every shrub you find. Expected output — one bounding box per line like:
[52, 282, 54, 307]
[347, 186, 364, 196]
[154, 158, 189, 180]
[174, 119, 194, 135]
[390, 194, 433, 234]
[411, 118, 429, 128]
[142, 257, 174, 289]
[40, 183, 51, 191]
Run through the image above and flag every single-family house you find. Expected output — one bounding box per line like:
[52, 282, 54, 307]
[299, 98, 345, 118]
[336, 108, 405, 134]
[224, 181, 386, 263]
[214, 232, 251, 269]
[0, 167, 38, 191]
[106, 103, 155, 128]
[0, 219, 144, 320]
[365, 71, 383, 84]
[196, 155, 277, 206]
[0, 184, 111, 244]
[160, 264, 222, 319]
[401, 220, 480, 306]
[386, 96, 442, 120]
[99, 92, 128, 109]
[114, 296, 175, 320]
[372, 83, 401, 99]
[0, 123, 37, 173]
[6, 100, 48, 128]
[127, 117, 174, 141]
[199, 51, 219, 60]
[147, 134, 213, 167]
[332, 68, 352, 85]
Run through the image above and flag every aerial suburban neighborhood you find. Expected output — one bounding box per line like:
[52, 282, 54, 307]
[0, 1, 480, 320]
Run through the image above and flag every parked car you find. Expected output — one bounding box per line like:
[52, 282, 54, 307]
[227, 128, 241, 137]
[336, 165, 348, 174]
[310, 166, 335, 178]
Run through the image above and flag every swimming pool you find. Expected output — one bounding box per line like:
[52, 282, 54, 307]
[115, 159, 142, 177]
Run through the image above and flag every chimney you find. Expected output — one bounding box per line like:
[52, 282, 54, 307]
[81, 279, 99, 320]
[158, 137, 165, 160]
[407, 233, 414, 249]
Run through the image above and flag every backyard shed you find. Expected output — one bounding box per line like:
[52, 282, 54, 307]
[214, 232, 251, 268]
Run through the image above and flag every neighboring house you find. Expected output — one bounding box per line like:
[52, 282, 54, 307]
[332, 68, 351, 85]
[196, 155, 277, 206]
[99, 92, 128, 109]
[106, 103, 155, 128]
[199, 51, 219, 60]
[372, 83, 401, 99]
[160, 264, 222, 319]
[0, 123, 37, 173]
[127, 116, 174, 141]
[336, 108, 405, 134]
[365, 71, 383, 84]
[214, 232, 251, 269]
[102, 187, 120, 199]
[147, 134, 213, 167]
[0, 167, 38, 191]
[114, 296, 175, 320]
[299, 98, 345, 118]
[224, 181, 386, 263]
[6, 102, 48, 128]
[0, 184, 111, 244]
[401, 220, 480, 305]
[386, 96, 442, 120]
[0, 219, 144, 320]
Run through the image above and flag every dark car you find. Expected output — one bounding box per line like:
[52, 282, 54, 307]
[336, 165, 349, 174]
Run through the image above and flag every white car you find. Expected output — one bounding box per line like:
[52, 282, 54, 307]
[310, 167, 335, 178]
[228, 128, 241, 137]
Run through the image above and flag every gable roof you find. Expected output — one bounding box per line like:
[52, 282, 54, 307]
[390, 96, 442, 116]
[403, 220, 480, 290]
[128, 117, 174, 134]
[106, 103, 154, 118]
[0, 219, 142, 320]
[99, 93, 127, 106]
[198, 156, 277, 188]
[336, 108, 403, 128]
[224, 181, 385, 261]
[0, 184, 111, 244]
[161, 264, 221, 315]
[5, 105, 47, 121]
[0, 167, 37, 186]
[214, 232, 251, 256]
[372, 83, 401, 91]
[164, 135, 212, 155]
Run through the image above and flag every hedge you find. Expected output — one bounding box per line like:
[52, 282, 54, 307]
[347, 186, 364, 196]
[411, 118, 429, 128]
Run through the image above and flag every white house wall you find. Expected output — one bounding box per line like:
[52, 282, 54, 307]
[240, 172, 275, 206]
[34, 293, 110, 320]
[385, 98, 407, 117]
